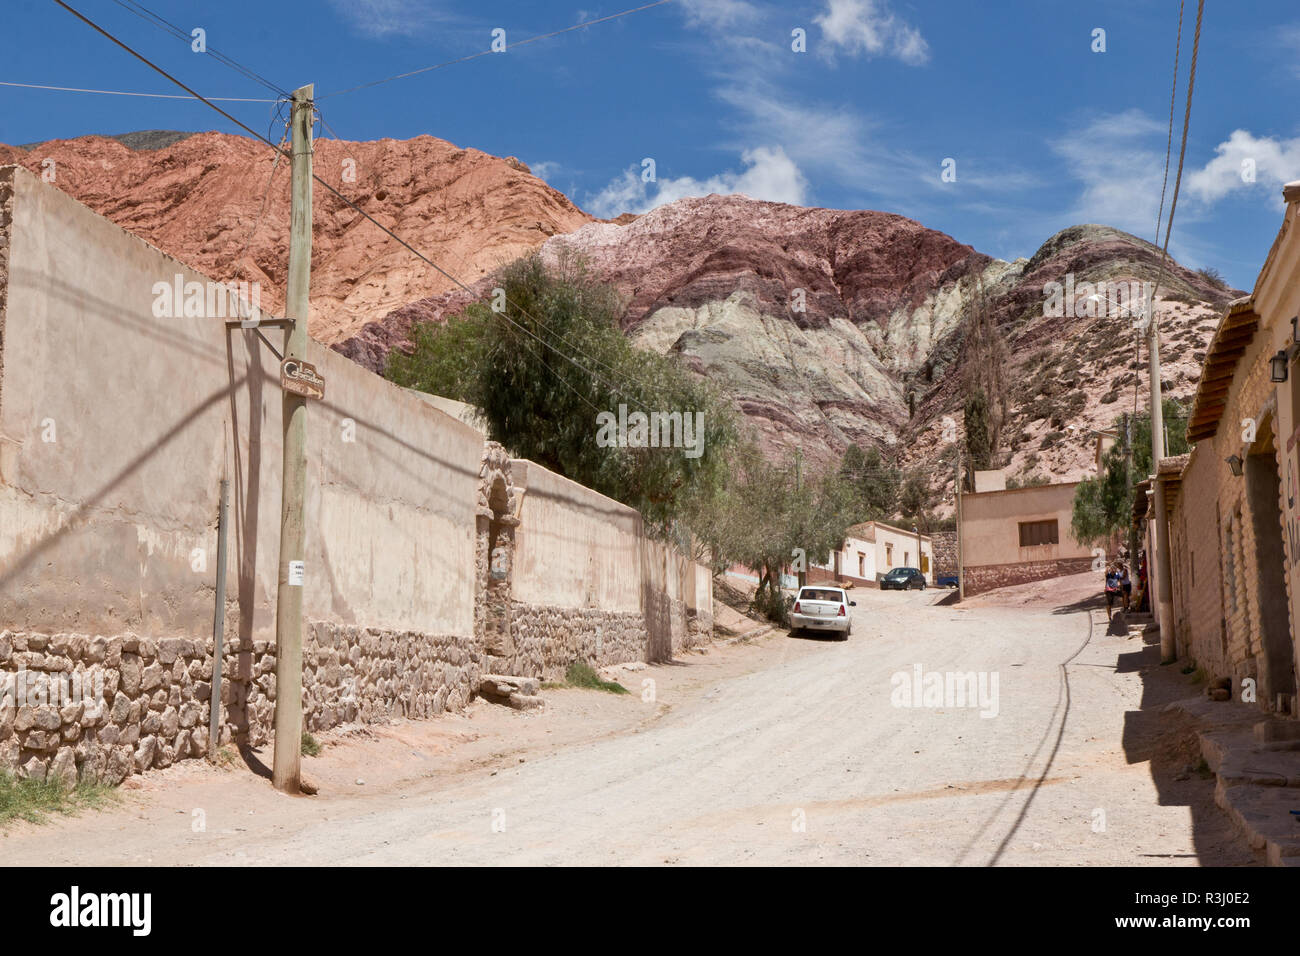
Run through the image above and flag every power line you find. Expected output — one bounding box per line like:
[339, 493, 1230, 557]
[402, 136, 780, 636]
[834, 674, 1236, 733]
[1151, 0, 1205, 309]
[50, 0, 656, 416]
[0, 79, 274, 101]
[108, 0, 287, 96]
[1152, 0, 1184, 252]
[319, 0, 675, 100]
[49, 0, 296, 151]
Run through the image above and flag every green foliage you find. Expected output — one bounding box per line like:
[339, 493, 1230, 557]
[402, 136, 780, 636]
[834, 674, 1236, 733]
[562, 661, 629, 694]
[1195, 266, 1227, 290]
[964, 388, 992, 470]
[898, 471, 928, 523]
[697, 448, 858, 621]
[300, 732, 321, 757]
[838, 444, 898, 519]
[1071, 399, 1189, 547]
[387, 253, 740, 530]
[0, 770, 115, 826]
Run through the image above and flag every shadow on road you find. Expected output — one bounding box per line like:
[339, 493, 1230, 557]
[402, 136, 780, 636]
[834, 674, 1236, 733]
[1120, 632, 1258, 865]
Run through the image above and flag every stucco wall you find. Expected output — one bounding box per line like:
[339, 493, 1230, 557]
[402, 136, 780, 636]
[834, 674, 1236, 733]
[873, 523, 934, 580]
[961, 482, 1090, 568]
[814, 522, 934, 584]
[0, 165, 482, 641]
[510, 459, 643, 613]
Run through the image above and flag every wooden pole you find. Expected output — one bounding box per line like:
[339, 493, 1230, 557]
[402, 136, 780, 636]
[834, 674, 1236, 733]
[955, 446, 965, 602]
[208, 478, 230, 758]
[272, 83, 313, 793]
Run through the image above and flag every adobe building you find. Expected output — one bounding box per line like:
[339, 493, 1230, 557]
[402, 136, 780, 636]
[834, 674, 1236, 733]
[810, 521, 934, 587]
[1162, 180, 1300, 717]
[959, 481, 1094, 595]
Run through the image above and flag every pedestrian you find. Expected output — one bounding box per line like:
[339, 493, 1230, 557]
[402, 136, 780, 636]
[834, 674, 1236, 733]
[1120, 562, 1132, 613]
[1104, 563, 1121, 614]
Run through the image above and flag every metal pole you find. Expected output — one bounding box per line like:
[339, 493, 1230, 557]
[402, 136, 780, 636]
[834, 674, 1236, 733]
[208, 478, 230, 757]
[272, 83, 313, 793]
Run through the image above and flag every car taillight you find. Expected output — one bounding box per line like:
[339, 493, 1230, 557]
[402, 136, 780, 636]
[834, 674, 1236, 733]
[793, 601, 801, 613]
[837, 604, 846, 616]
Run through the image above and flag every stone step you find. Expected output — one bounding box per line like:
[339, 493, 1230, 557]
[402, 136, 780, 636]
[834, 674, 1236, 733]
[479, 674, 540, 698]
[507, 694, 544, 711]
[1214, 778, 1300, 866]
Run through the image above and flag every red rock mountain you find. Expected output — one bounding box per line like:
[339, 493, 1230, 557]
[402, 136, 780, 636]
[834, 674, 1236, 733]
[0, 130, 591, 343]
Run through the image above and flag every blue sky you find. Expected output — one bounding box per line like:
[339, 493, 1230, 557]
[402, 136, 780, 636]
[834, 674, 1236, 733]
[3, 0, 1299, 290]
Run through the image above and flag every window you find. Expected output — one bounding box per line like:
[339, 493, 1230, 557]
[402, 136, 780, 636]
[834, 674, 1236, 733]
[886, 543, 893, 566]
[1018, 519, 1059, 547]
[857, 553, 865, 577]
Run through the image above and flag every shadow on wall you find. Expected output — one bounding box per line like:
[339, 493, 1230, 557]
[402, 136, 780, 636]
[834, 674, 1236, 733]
[643, 582, 673, 663]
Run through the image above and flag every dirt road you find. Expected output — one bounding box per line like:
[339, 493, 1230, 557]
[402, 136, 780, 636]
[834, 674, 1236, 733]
[1, 574, 1253, 865]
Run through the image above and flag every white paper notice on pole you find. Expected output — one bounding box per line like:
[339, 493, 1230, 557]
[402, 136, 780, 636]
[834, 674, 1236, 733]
[288, 560, 305, 586]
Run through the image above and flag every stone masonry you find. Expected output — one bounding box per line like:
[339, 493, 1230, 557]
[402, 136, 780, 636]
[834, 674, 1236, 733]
[963, 556, 1095, 597]
[0, 622, 480, 785]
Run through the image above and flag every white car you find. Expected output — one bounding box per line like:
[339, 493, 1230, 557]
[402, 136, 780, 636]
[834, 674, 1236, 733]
[790, 586, 855, 639]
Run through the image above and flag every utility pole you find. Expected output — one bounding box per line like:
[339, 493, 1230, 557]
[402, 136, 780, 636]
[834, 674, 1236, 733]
[272, 83, 313, 794]
[1147, 310, 1175, 662]
[794, 448, 806, 589]
[955, 446, 965, 602]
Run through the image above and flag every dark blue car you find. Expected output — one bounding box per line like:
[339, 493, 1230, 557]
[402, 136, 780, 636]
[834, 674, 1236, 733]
[881, 567, 927, 590]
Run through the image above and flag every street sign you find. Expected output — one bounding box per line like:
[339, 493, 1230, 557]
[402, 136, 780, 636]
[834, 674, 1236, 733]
[280, 358, 325, 399]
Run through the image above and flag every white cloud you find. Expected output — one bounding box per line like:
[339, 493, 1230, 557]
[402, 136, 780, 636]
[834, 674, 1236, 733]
[679, 0, 762, 29]
[327, 0, 452, 39]
[586, 146, 809, 218]
[814, 0, 929, 65]
[1054, 109, 1168, 237]
[1186, 129, 1300, 204]
[528, 160, 562, 182]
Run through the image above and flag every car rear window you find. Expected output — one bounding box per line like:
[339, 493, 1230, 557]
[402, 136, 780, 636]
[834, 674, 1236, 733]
[798, 589, 843, 602]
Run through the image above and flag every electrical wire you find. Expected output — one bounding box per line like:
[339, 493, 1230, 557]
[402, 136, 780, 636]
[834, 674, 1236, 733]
[109, 0, 287, 96]
[49, 0, 657, 416]
[319, 0, 674, 100]
[1152, 0, 1184, 255]
[1150, 0, 1205, 311]
[0, 79, 274, 101]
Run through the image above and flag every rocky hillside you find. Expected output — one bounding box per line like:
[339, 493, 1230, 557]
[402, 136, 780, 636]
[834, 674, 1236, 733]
[346, 194, 1234, 504]
[0, 131, 591, 343]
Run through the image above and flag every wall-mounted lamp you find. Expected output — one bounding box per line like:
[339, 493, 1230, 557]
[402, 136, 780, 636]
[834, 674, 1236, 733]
[1271, 349, 1290, 383]
[1226, 454, 1244, 477]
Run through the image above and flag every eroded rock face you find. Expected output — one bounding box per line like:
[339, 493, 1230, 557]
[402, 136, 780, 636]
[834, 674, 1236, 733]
[337, 194, 1234, 484]
[0, 131, 592, 344]
[534, 196, 1013, 469]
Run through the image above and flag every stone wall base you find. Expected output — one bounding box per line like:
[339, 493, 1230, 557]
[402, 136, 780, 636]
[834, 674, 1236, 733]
[493, 603, 646, 679]
[964, 556, 1095, 597]
[0, 623, 477, 785]
[0, 601, 715, 784]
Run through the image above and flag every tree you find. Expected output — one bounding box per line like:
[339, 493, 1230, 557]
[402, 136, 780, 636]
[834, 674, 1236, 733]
[963, 388, 992, 472]
[387, 253, 740, 530]
[959, 276, 1008, 466]
[698, 448, 858, 623]
[838, 443, 898, 519]
[1070, 399, 1190, 547]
